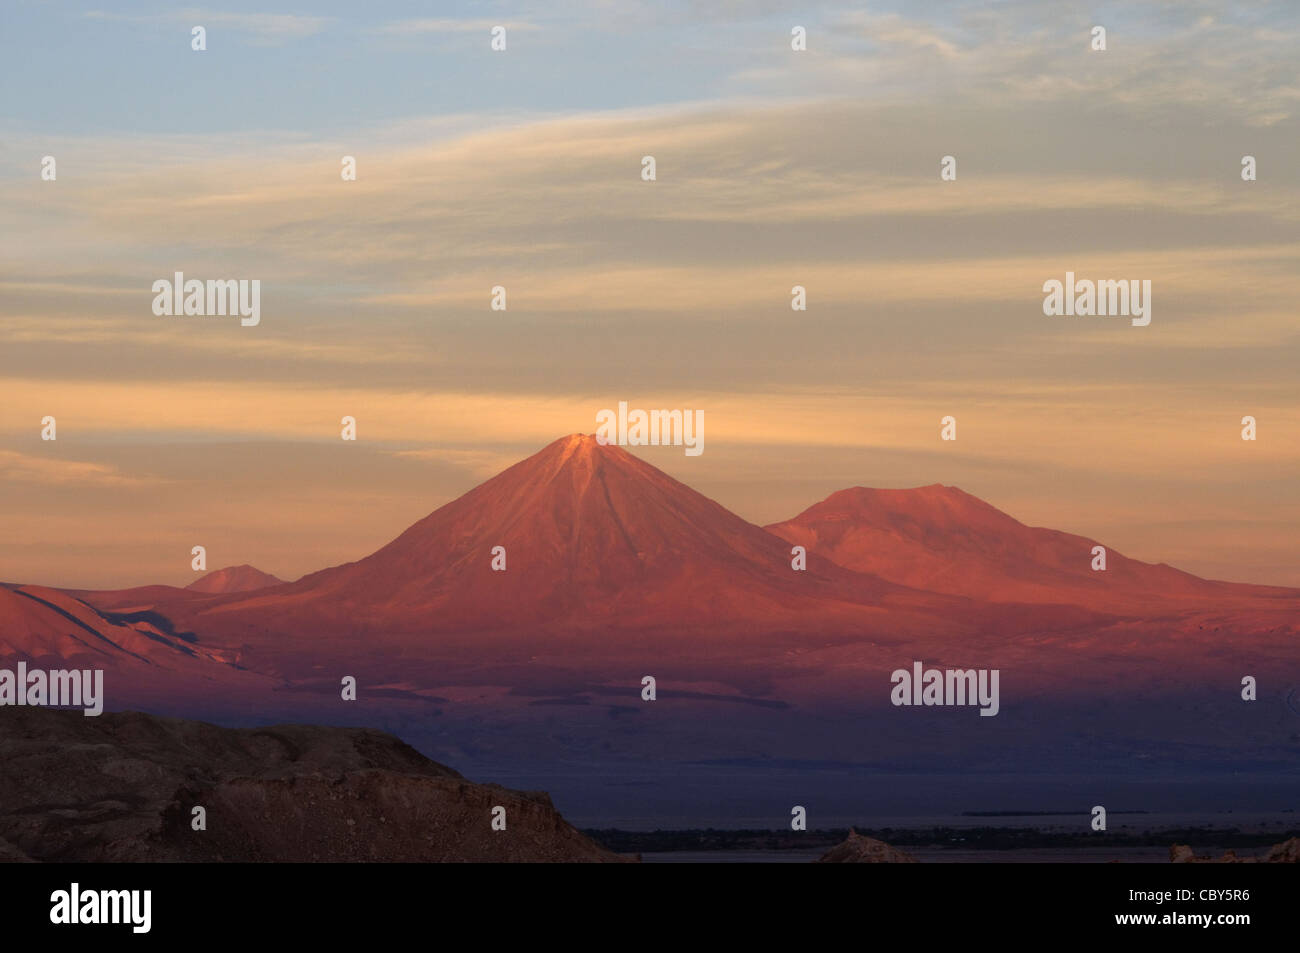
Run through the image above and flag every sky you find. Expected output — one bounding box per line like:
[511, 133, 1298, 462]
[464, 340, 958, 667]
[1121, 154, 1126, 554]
[1, 0, 1298, 588]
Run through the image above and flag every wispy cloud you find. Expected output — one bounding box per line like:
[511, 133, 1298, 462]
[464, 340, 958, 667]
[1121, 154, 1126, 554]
[389, 447, 530, 478]
[726, 6, 1300, 125]
[372, 19, 541, 35]
[0, 450, 162, 487]
[85, 9, 333, 42]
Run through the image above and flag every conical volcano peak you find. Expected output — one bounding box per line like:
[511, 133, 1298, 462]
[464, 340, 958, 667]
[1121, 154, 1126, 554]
[215, 430, 889, 633]
[553, 432, 603, 464]
[530, 432, 646, 487]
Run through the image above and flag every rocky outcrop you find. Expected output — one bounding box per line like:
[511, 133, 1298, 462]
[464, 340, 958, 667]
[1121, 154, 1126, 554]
[816, 829, 918, 863]
[0, 708, 627, 862]
[1170, 837, 1298, 863]
[0, 837, 32, 862]
[1264, 837, 1300, 862]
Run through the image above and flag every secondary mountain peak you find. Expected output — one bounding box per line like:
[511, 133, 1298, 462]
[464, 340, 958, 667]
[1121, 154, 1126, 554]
[186, 564, 284, 594]
[767, 484, 1291, 610]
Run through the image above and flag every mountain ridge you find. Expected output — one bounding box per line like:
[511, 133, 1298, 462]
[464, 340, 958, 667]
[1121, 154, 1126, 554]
[186, 564, 284, 594]
[765, 483, 1297, 611]
[4, 434, 1295, 700]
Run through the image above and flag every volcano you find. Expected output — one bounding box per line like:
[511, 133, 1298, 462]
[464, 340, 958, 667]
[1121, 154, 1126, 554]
[154, 435, 979, 653]
[764, 485, 1299, 613]
[186, 564, 284, 594]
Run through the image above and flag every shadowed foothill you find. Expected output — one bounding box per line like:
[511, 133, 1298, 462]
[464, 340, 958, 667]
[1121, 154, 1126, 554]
[0, 708, 630, 863]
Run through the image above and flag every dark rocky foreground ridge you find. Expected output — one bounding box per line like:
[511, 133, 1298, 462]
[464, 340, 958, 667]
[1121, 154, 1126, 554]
[0, 708, 628, 863]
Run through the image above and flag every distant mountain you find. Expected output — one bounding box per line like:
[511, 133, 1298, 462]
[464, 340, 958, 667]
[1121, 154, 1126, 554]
[0, 583, 225, 670]
[11, 435, 1295, 704]
[156, 434, 973, 649]
[275, 433, 895, 625]
[766, 484, 1298, 613]
[186, 564, 284, 594]
[65, 565, 283, 614]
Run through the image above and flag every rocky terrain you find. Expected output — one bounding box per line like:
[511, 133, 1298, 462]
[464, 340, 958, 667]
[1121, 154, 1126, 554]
[816, 829, 918, 863]
[1169, 839, 1299, 863]
[0, 707, 627, 862]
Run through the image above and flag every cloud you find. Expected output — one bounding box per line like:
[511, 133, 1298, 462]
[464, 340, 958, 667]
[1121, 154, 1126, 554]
[85, 9, 332, 42]
[0, 450, 162, 487]
[0, 313, 433, 368]
[3, 92, 1298, 412]
[1, 377, 1294, 478]
[5, 98, 1298, 314]
[725, 5, 1300, 125]
[372, 19, 541, 35]
[389, 447, 530, 478]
